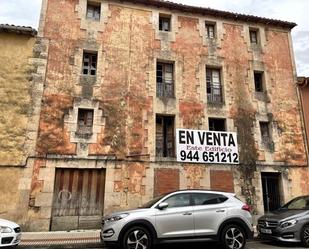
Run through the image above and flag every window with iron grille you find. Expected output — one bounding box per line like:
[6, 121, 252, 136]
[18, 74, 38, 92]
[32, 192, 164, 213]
[86, 2, 101, 21]
[159, 15, 171, 31]
[254, 71, 264, 92]
[260, 122, 273, 150]
[250, 30, 258, 44]
[206, 68, 223, 104]
[157, 62, 174, 98]
[206, 23, 215, 38]
[82, 51, 97, 76]
[209, 118, 226, 132]
[156, 115, 175, 157]
[77, 109, 94, 135]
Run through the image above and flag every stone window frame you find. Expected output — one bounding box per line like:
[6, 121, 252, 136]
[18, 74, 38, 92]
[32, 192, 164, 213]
[86, 1, 101, 21]
[205, 21, 216, 39]
[156, 60, 175, 98]
[254, 70, 265, 93]
[155, 114, 175, 158]
[159, 13, 172, 32]
[82, 50, 98, 76]
[208, 117, 227, 132]
[206, 66, 224, 105]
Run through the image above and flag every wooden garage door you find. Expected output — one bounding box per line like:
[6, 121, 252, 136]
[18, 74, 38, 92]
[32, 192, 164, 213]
[51, 168, 106, 231]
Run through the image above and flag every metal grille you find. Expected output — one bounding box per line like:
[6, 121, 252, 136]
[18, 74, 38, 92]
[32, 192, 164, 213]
[207, 84, 223, 103]
[157, 80, 174, 98]
[262, 173, 281, 212]
[258, 220, 279, 229]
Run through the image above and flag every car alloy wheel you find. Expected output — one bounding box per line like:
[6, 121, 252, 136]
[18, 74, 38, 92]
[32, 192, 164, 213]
[302, 225, 309, 247]
[124, 226, 151, 249]
[222, 225, 246, 249]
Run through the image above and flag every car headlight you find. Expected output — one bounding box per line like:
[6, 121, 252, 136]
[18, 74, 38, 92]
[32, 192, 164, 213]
[280, 219, 298, 229]
[0, 226, 13, 233]
[105, 213, 129, 223]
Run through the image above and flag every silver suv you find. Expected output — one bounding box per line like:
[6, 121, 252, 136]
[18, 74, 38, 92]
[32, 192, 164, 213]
[101, 190, 254, 249]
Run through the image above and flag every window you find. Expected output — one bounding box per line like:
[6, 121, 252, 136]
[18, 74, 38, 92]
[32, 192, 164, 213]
[206, 68, 223, 104]
[192, 193, 228, 206]
[250, 29, 258, 44]
[77, 109, 94, 135]
[206, 23, 215, 38]
[156, 115, 174, 157]
[82, 51, 98, 76]
[163, 194, 191, 208]
[159, 14, 171, 32]
[209, 118, 226, 131]
[260, 122, 272, 148]
[86, 2, 101, 21]
[254, 71, 264, 92]
[157, 62, 174, 97]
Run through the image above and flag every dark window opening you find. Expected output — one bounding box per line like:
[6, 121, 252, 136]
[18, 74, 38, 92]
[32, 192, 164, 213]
[206, 68, 223, 104]
[159, 15, 171, 31]
[206, 23, 215, 38]
[260, 122, 273, 150]
[209, 118, 226, 132]
[83, 51, 98, 76]
[156, 115, 174, 157]
[254, 71, 264, 92]
[77, 109, 94, 135]
[193, 193, 228, 206]
[250, 30, 258, 44]
[157, 62, 174, 98]
[86, 2, 101, 21]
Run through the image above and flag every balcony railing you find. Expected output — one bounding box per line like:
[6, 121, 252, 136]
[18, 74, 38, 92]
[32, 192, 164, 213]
[157, 80, 174, 98]
[207, 84, 223, 104]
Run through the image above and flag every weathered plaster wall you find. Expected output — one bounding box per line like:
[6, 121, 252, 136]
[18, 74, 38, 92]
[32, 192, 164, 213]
[0, 33, 35, 165]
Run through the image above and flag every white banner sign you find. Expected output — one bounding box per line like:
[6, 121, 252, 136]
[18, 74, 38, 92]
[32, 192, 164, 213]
[176, 129, 239, 164]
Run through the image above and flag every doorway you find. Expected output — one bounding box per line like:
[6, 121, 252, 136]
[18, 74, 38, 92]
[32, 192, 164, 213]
[261, 172, 281, 212]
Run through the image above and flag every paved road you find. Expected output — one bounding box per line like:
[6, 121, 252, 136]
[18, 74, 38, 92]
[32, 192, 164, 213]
[19, 240, 307, 249]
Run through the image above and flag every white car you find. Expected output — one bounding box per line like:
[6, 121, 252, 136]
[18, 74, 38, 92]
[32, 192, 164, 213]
[0, 219, 21, 247]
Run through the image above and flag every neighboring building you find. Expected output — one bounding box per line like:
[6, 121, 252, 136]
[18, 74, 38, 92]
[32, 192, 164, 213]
[0, 25, 41, 221]
[297, 77, 309, 156]
[1, 0, 309, 231]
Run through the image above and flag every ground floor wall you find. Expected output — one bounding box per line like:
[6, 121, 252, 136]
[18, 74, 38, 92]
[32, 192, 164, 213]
[2, 158, 309, 231]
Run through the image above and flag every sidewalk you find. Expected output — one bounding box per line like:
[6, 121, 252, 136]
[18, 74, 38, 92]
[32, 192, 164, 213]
[20, 230, 102, 247]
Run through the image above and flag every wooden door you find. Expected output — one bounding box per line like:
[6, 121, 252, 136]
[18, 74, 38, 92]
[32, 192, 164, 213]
[51, 168, 106, 231]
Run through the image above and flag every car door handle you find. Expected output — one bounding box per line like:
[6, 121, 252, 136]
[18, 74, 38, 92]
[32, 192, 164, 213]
[182, 212, 192, 215]
[216, 209, 226, 213]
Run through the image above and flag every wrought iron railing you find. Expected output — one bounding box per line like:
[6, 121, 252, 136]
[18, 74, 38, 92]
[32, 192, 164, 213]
[157, 80, 174, 98]
[207, 84, 223, 103]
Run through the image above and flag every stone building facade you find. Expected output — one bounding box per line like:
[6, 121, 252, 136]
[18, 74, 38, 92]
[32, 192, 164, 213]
[1, 0, 309, 231]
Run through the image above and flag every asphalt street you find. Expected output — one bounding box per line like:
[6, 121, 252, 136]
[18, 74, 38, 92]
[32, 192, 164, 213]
[18, 240, 308, 249]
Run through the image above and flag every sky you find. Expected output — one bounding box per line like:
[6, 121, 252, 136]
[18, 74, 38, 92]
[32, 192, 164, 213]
[0, 0, 308, 76]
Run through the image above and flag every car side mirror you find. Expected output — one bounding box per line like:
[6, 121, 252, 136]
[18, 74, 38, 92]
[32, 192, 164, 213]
[158, 202, 169, 210]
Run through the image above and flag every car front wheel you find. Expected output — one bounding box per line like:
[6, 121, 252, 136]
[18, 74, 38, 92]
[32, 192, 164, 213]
[301, 225, 309, 247]
[221, 224, 246, 249]
[122, 226, 152, 249]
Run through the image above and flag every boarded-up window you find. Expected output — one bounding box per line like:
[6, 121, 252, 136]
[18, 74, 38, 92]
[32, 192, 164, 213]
[157, 62, 174, 97]
[209, 118, 226, 131]
[210, 170, 234, 192]
[86, 2, 101, 21]
[154, 169, 179, 197]
[207, 68, 223, 103]
[206, 23, 215, 38]
[156, 115, 174, 157]
[77, 109, 94, 135]
[83, 51, 98, 76]
[159, 14, 171, 31]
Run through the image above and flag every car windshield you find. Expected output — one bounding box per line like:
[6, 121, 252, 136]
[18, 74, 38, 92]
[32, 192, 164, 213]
[281, 196, 309, 210]
[140, 194, 165, 208]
